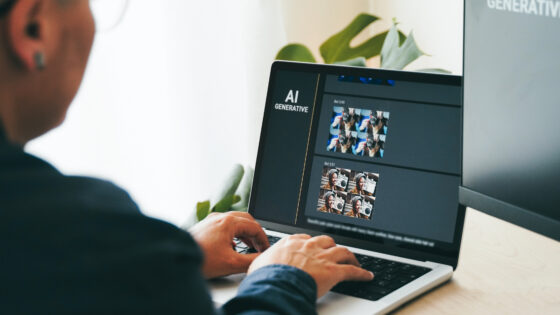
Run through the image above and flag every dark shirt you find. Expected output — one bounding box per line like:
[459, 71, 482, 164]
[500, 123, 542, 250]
[0, 125, 317, 314]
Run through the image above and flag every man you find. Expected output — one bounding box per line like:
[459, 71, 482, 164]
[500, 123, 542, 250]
[0, 1, 372, 314]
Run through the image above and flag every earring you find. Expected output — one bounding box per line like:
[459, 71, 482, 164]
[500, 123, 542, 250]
[34, 52, 45, 70]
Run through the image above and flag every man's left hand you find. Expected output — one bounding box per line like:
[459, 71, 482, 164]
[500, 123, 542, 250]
[190, 211, 270, 279]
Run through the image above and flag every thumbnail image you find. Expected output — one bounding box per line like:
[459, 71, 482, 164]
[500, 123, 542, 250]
[317, 189, 347, 215]
[342, 194, 376, 219]
[327, 107, 389, 158]
[317, 165, 380, 221]
[347, 170, 379, 196]
[320, 167, 351, 191]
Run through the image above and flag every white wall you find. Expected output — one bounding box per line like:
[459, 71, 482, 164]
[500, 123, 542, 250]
[370, 0, 464, 74]
[26, 1, 464, 226]
[27, 1, 253, 225]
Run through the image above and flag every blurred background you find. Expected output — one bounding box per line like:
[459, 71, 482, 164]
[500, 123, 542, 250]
[26, 0, 463, 225]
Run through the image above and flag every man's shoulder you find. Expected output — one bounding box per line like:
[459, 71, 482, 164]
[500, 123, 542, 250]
[0, 148, 198, 256]
[1, 150, 140, 214]
[0, 150, 200, 262]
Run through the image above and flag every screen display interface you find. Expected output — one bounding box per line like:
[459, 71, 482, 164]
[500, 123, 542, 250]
[251, 65, 462, 254]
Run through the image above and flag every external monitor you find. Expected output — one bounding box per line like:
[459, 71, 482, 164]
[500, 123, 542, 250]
[461, 0, 560, 240]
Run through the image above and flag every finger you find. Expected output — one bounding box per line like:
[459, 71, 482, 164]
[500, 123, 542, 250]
[282, 234, 311, 242]
[225, 211, 255, 220]
[337, 264, 374, 282]
[239, 236, 257, 251]
[307, 235, 336, 249]
[277, 234, 311, 246]
[320, 247, 360, 266]
[231, 217, 269, 251]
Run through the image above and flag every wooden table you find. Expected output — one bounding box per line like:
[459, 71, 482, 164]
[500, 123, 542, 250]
[392, 208, 560, 314]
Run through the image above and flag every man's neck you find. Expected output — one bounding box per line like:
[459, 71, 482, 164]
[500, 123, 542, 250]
[0, 115, 23, 149]
[0, 118, 9, 146]
[0, 119, 4, 140]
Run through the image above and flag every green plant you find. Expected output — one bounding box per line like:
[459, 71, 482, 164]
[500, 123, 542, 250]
[276, 13, 449, 73]
[182, 164, 254, 228]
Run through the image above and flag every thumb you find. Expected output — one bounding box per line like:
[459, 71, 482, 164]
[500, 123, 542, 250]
[230, 252, 260, 273]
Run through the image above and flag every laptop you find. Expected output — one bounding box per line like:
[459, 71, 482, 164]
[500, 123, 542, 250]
[210, 61, 465, 314]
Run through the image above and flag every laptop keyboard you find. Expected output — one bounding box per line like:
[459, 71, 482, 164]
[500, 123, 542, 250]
[234, 235, 281, 254]
[332, 253, 431, 301]
[234, 235, 431, 301]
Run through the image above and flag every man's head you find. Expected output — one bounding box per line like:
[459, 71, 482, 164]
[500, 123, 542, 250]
[0, 0, 95, 144]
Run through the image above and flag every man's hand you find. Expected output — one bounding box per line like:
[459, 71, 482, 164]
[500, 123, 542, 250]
[190, 212, 269, 279]
[248, 234, 374, 298]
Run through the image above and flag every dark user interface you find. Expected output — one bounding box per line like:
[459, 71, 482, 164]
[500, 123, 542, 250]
[251, 68, 462, 249]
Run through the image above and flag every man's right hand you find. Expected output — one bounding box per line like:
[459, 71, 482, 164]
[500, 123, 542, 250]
[247, 234, 374, 298]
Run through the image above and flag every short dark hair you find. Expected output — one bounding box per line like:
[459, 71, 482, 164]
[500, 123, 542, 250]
[0, 0, 16, 18]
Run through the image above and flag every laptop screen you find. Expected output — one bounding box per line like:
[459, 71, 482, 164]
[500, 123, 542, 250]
[250, 62, 464, 265]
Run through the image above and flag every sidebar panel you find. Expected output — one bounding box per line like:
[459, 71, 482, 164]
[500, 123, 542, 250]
[252, 71, 320, 224]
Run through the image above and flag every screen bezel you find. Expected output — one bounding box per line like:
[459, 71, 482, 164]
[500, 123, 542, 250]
[249, 61, 465, 269]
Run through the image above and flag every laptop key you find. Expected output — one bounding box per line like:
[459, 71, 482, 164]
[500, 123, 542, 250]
[371, 258, 385, 264]
[403, 273, 421, 280]
[364, 292, 383, 301]
[267, 235, 281, 244]
[362, 285, 393, 296]
[366, 264, 386, 272]
[386, 261, 403, 268]
[236, 235, 282, 254]
[396, 278, 410, 285]
[246, 247, 258, 254]
[381, 273, 397, 281]
[383, 267, 398, 274]
[236, 242, 249, 250]
[406, 266, 431, 275]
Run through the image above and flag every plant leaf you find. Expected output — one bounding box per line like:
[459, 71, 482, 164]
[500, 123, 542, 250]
[231, 206, 248, 213]
[231, 165, 254, 211]
[213, 194, 241, 213]
[334, 57, 367, 67]
[276, 44, 316, 63]
[196, 200, 211, 221]
[213, 164, 244, 205]
[320, 13, 378, 63]
[320, 13, 410, 64]
[380, 24, 424, 70]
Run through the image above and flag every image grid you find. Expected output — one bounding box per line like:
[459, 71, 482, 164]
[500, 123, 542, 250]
[326, 106, 390, 158]
[317, 165, 379, 221]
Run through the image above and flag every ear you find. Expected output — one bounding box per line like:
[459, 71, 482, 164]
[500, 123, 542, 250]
[6, 0, 49, 70]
